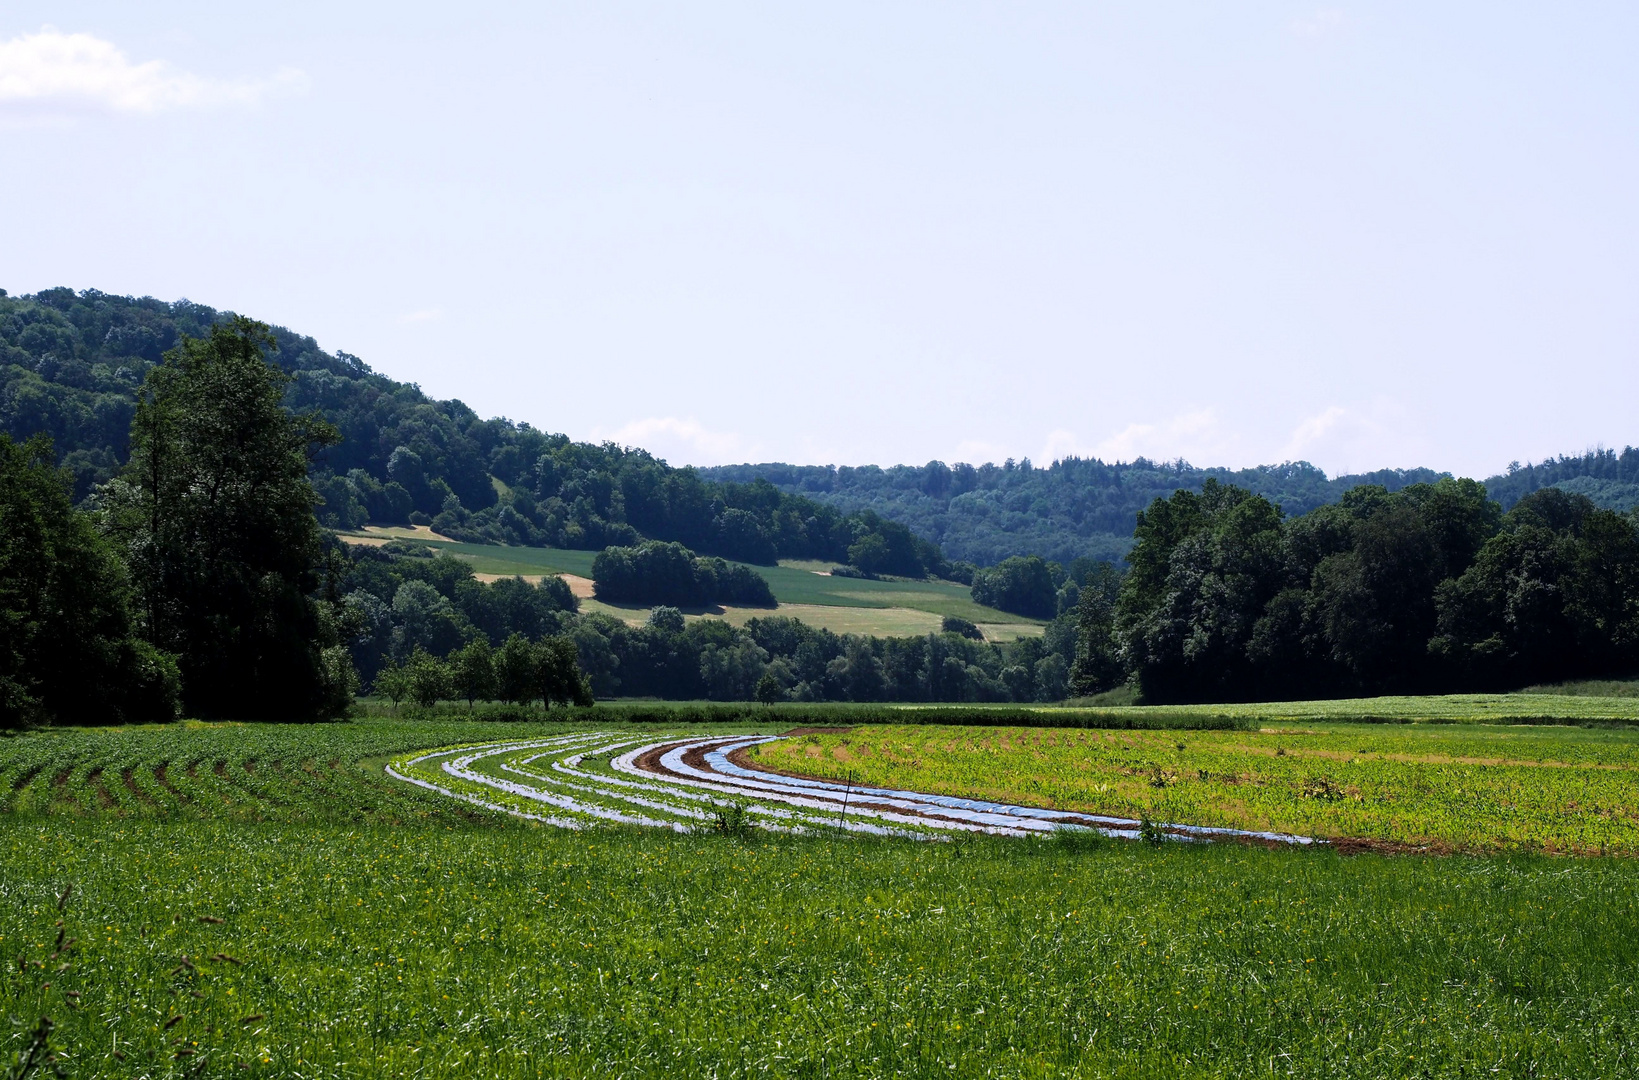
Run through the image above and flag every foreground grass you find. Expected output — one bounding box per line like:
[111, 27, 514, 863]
[6, 718, 1639, 1077]
[756, 723, 1639, 855]
[5, 819, 1639, 1079]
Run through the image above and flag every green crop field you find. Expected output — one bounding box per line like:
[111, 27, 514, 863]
[755, 720, 1639, 855]
[5, 715, 1639, 1077]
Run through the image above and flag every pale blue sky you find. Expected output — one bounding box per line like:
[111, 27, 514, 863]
[2, 4, 1635, 478]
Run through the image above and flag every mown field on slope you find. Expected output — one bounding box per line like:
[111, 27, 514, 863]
[754, 720, 1639, 855]
[339, 528, 1043, 638]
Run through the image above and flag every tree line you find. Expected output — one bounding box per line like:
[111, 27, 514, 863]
[1072, 479, 1639, 702]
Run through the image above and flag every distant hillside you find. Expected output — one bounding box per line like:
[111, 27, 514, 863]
[5, 287, 1633, 571]
[701, 448, 1639, 566]
[0, 288, 941, 575]
[1481, 448, 1639, 512]
[698, 459, 1447, 565]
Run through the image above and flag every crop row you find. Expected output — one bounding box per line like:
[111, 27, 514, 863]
[387, 731, 1317, 845]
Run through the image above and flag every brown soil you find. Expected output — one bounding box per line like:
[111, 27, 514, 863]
[1327, 835, 1461, 857]
[121, 768, 158, 808]
[560, 574, 596, 599]
[153, 763, 188, 802]
[86, 768, 118, 810]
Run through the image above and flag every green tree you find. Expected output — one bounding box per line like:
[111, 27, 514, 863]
[1069, 580, 1123, 696]
[374, 658, 409, 710]
[403, 647, 451, 708]
[104, 317, 347, 719]
[535, 636, 594, 708]
[449, 638, 497, 708]
[970, 556, 1058, 619]
[754, 670, 784, 704]
[0, 434, 179, 727]
[496, 633, 539, 706]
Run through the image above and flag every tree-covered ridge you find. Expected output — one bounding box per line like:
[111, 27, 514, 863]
[1483, 447, 1639, 511]
[0, 288, 943, 576]
[703, 450, 1639, 567]
[700, 458, 1450, 567]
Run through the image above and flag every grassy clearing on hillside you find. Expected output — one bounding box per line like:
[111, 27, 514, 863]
[5, 720, 1639, 1076]
[337, 532, 1029, 626]
[755, 723, 1639, 855]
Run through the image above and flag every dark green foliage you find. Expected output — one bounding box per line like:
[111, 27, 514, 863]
[1432, 489, 1639, 687]
[1118, 481, 1288, 703]
[1070, 563, 1123, 696]
[449, 637, 497, 707]
[1117, 478, 1639, 702]
[1484, 446, 1639, 509]
[703, 458, 1452, 567]
[536, 635, 595, 707]
[102, 318, 349, 720]
[496, 633, 540, 706]
[940, 615, 983, 639]
[970, 555, 1058, 618]
[339, 547, 577, 688]
[0, 290, 949, 574]
[592, 541, 776, 607]
[0, 434, 179, 727]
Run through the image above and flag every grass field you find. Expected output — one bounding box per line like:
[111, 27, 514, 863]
[339, 531, 1042, 636]
[4, 717, 1639, 1077]
[755, 721, 1639, 855]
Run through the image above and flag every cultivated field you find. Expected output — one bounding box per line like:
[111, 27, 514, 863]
[4, 712, 1639, 1077]
[755, 721, 1639, 855]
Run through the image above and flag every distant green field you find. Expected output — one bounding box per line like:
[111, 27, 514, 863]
[1057, 692, 1639, 724]
[340, 532, 1036, 629]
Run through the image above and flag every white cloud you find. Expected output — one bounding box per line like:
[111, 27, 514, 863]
[1091, 408, 1237, 465]
[1277, 400, 1432, 475]
[400, 307, 443, 323]
[0, 27, 306, 114]
[1281, 405, 1348, 459]
[596, 417, 753, 467]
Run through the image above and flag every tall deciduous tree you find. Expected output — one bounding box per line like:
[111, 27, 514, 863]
[105, 317, 350, 720]
[0, 434, 179, 727]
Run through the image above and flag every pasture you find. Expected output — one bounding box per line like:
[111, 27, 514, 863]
[4, 714, 1639, 1077]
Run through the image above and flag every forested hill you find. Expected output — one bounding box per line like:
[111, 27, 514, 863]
[698, 459, 1447, 565]
[702, 448, 1639, 567]
[7, 287, 1634, 572]
[0, 288, 941, 575]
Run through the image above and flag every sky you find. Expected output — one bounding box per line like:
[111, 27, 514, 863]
[2, 4, 1636, 480]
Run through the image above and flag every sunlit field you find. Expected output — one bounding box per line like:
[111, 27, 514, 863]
[4, 718, 1639, 1077]
[756, 721, 1639, 854]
